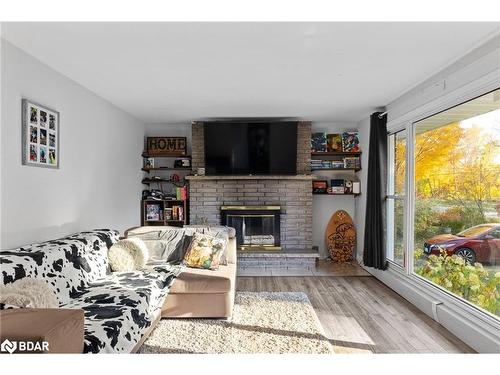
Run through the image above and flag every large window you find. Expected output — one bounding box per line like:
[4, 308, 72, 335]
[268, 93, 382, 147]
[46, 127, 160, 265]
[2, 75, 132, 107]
[388, 88, 500, 319]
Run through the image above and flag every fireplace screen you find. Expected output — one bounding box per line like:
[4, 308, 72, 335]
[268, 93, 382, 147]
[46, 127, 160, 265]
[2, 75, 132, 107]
[221, 206, 281, 250]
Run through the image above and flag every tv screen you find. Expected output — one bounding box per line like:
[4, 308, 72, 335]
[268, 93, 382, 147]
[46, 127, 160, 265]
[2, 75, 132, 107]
[204, 121, 298, 175]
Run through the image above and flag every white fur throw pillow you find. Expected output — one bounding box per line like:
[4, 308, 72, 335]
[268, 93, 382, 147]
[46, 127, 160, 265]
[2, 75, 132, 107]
[0, 278, 59, 308]
[108, 237, 149, 272]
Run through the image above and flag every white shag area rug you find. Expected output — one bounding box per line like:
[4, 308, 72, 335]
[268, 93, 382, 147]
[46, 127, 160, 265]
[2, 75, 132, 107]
[139, 292, 334, 354]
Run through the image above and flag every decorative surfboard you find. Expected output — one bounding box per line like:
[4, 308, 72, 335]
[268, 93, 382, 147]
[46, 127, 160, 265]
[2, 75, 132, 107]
[325, 210, 356, 262]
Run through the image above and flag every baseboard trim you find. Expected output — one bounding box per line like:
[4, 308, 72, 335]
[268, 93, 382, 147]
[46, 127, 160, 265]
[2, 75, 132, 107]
[363, 264, 500, 353]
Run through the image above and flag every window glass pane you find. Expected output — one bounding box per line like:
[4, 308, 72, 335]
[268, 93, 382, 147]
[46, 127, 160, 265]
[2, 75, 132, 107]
[394, 132, 406, 195]
[413, 89, 500, 317]
[393, 199, 405, 266]
[387, 131, 406, 267]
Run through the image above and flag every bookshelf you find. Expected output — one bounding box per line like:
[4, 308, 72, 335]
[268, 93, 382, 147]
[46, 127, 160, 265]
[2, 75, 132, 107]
[141, 199, 189, 227]
[141, 144, 191, 226]
[310, 152, 361, 197]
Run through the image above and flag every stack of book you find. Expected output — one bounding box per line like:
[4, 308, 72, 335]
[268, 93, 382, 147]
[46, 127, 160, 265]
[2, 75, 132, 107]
[329, 179, 345, 194]
[311, 159, 325, 169]
[175, 186, 188, 200]
[330, 161, 344, 169]
[343, 157, 361, 169]
[172, 205, 184, 221]
[311, 160, 349, 170]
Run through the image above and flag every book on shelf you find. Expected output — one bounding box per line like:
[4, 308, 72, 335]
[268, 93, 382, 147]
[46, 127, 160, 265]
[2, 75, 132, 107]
[330, 179, 345, 194]
[146, 204, 162, 221]
[169, 205, 184, 221]
[326, 133, 343, 152]
[310, 160, 348, 169]
[311, 133, 327, 152]
[175, 186, 188, 201]
[343, 156, 360, 169]
[341, 131, 360, 152]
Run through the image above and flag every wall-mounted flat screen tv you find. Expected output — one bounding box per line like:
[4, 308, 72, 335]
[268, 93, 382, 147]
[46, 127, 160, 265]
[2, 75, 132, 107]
[204, 121, 298, 175]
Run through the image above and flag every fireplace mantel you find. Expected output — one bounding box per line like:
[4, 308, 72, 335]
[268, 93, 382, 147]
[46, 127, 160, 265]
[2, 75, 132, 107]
[186, 175, 316, 181]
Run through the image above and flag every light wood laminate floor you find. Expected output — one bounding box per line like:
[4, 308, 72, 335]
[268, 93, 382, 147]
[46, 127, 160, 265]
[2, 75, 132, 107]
[236, 276, 474, 353]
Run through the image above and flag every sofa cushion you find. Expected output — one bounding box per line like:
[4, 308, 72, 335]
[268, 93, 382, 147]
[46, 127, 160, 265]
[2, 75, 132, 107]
[0, 278, 59, 308]
[61, 263, 182, 353]
[127, 226, 191, 263]
[0, 308, 85, 353]
[127, 225, 235, 265]
[0, 229, 119, 304]
[184, 225, 236, 239]
[169, 263, 235, 294]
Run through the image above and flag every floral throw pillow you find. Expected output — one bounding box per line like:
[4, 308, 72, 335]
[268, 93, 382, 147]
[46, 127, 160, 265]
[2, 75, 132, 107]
[182, 232, 227, 270]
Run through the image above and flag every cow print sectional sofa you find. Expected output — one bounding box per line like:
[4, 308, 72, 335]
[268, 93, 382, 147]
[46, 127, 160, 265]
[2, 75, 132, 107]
[0, 229, 182, 353]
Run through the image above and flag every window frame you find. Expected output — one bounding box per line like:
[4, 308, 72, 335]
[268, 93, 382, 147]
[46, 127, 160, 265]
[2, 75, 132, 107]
[386, 129, 407, 269]
[385, 86, 500, 327]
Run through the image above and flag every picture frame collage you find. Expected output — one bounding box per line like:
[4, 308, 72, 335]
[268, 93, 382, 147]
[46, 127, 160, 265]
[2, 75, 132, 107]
[22, 99, 60, 169]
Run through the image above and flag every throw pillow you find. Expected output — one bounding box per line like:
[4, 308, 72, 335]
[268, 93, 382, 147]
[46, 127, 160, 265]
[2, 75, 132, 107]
[183, 226, 231, 265]
[0, 278, 59, 308]
[166, 233, 193, 264]
[182, 232, 227, 270]
[108, 237, 149, 272]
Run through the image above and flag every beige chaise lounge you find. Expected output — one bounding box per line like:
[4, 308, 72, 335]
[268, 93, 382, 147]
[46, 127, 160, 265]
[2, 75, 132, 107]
[125, 226, 237, 319]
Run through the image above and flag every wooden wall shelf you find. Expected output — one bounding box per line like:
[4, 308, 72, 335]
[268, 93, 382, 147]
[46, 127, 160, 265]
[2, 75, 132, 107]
[141, 199, 189, 227]
[142, 167, 192, 173]
[311, 167, 361, 172]
[311, 151, 362, 157]
[141, 178, 186, 186]
[142, 152, 191, 158]
[313, 192, 361, 197]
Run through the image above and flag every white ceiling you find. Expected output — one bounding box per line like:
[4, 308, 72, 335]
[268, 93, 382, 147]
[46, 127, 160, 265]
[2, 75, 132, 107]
[2, 22, 499, 123]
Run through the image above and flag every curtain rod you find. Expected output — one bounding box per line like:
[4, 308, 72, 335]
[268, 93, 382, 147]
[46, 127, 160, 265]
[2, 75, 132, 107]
[378, 111, 388, 118]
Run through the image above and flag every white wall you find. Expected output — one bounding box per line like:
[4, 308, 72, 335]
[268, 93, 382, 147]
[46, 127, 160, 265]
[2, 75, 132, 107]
[311, 121, 358, 259]
[1, 40, 145, 249]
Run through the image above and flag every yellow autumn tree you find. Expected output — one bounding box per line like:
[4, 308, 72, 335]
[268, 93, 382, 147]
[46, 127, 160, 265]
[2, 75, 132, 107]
[395, 120, 499, 222]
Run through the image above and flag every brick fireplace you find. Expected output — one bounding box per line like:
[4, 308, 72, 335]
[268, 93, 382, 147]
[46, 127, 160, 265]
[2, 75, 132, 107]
[187, 177, 313, 250]
[220, 205, 281, 250]
[187, 120, 314, 256]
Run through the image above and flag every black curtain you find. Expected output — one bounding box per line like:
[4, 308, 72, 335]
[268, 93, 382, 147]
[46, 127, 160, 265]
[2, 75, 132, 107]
[363, 112, 388, 270]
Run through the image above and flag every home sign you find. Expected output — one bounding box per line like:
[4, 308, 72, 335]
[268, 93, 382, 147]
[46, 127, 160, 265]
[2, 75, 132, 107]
[146, 137, 187, 156]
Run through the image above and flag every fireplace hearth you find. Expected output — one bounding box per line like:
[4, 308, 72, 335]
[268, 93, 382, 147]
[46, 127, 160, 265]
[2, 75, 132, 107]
[220, 206, 281, 251]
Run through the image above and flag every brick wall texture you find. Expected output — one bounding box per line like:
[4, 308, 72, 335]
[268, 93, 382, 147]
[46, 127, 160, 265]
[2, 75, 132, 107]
[296, 121, 312, 174]
[191, 121, 204, 171]
[189, 179, 312, 250]
[189, 120, 313, 250]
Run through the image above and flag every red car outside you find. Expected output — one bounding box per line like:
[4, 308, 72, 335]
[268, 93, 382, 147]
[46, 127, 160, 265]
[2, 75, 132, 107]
[424, 224, 500, 264]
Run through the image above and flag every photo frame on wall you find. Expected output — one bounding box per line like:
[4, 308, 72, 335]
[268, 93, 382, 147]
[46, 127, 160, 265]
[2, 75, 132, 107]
[22, 99, 60, 169]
